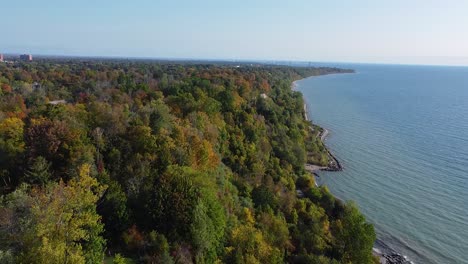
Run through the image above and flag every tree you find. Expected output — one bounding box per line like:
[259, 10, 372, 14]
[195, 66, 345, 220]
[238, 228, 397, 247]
[24, 156, 52, 186]
[25, 118, 71, 173]
[226, 221, 282, 264]
[0, 117, 25, 187]
[148, 99, 174, 133]
[0, 117, 24, 159]
[190, 189, 226, 262]
[0, 164, 107, 264]
[251, 185, 278, 210]
[97, 179, 129, 245]
[333, 202, 376, 264]
[257, 210, 292, 252]
[112, 253, 128, 264]
[145, 166, 199, 240]
[143, 231, 174, 264]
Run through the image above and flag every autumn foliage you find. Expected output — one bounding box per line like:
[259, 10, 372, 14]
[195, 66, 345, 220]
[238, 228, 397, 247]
[0, 60, 374, 263]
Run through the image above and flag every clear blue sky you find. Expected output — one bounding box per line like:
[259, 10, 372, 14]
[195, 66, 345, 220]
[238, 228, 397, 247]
[2, 0, 468, 65]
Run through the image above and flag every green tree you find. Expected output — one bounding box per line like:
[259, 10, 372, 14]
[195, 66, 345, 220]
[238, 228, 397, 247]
[24, 156, 52, 186]
[98, 179, 129, 245]
[333, 202, 376, 264]
[143, 231, 174, 264]
[190, 190, 226, 262]
[145, 166, 199, 240]
[112, 253, 128, 264]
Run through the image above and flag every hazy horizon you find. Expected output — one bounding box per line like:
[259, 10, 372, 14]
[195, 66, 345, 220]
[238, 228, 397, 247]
[4, 53, 468, 68]
[2, 0, 468, 66]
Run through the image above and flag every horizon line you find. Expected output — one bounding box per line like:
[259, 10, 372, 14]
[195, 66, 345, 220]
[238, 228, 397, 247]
[1, 52, 468, 68]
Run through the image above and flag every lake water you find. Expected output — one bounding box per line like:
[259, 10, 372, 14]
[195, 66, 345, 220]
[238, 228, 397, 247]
[297, 64, 468, 264]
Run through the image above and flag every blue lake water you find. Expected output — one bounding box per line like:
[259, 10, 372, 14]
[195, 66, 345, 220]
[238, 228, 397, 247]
[297, 64, 468, 264]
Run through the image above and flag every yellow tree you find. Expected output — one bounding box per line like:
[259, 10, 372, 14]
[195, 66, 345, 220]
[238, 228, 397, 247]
[225, 208, 283, 264]
[0, 117, 25, 156]
[17, 164, 107, 264]
[0, 117, 25, 187]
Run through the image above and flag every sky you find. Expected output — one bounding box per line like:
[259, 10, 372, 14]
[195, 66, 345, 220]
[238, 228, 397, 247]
[2, 0, 468, 65]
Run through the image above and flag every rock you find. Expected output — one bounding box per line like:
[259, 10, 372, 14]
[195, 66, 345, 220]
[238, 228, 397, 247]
[382, 253, 412, 264]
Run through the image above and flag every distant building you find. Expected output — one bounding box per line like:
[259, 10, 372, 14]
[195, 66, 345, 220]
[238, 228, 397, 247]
[48, 100, 67, 105]
[0, 54, 3, 62]
[19, 54, 33, 61]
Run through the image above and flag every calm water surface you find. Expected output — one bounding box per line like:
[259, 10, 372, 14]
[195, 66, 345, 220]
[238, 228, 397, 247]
[297, 64, 468, 264]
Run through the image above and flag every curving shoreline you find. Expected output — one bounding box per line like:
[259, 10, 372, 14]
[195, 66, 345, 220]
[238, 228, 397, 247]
[293, 80, 342, 172]
[294, 78, 414, 264]
[302, 102, 342, 172]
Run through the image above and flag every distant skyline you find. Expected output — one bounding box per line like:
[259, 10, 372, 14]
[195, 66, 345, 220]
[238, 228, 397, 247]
[2, 0, 468, 66]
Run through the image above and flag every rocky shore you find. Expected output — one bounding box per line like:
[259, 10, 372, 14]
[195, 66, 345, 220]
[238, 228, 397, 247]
[317, 127, 342, 171]
[303, 103, 342, 173]
[373, 248, 414, 264]
[382, 253, 413, 264]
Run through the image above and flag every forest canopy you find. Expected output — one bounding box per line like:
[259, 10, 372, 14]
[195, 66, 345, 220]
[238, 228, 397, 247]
[0, 59, 375, 263]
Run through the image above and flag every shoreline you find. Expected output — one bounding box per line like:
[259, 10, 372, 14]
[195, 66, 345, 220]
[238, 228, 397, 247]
[302, 102, 342, 173]
[294, 77, 413, 264]
[373, 246, 415, 264]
